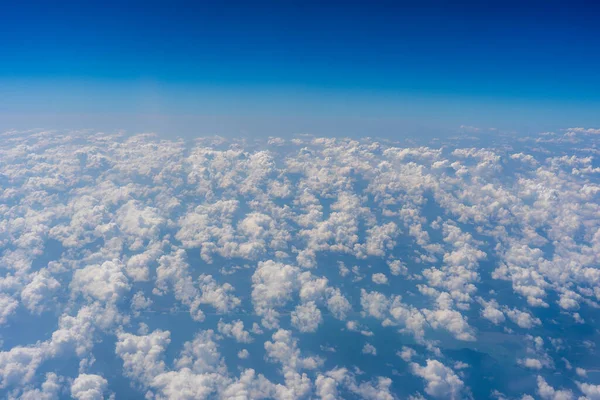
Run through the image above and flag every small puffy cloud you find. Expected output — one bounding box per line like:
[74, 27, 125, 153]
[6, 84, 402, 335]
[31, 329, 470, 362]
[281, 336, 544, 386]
[174, 330, 226, 375]
[478, 298, 505, 325]
[576, 381, 600, 399]
[519, 358, 544, 370]
[454, 361, 469, 370]
[398, 346, 416, 362]
[326, 289, 352, 320]
[217, 319, 253, 343]
[20, 270, 61, 314]
[115, 329, 171, 384]
[423, 308, 476, 341]
[71, 260, 130, 303]
[0, 345, 45, 389]
[291, 301, 323, 333]
[411, 359, 465, 399]
[372, 273, 389, 285]
[0, 294, 18, 325]
[251, 260, 299, 327]
[536, 376, 574, 400]
[197, 274, 241, 314]
[264, 329, 323, 371]
[362, 343, 377, 355]
[387, 259, 407, 276]
[130, 291, 152, 316]
[19, 372, 63, 400]
[70, 373, 108, 400]
[504, 308, 541, 329]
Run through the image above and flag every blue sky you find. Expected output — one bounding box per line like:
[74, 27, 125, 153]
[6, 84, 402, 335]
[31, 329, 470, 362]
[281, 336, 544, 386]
[1, 0, 599, 137]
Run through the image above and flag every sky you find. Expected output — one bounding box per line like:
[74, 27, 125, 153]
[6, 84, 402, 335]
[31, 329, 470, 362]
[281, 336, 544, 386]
[2, 3, 600, 397]
[1, 0, 600, 137]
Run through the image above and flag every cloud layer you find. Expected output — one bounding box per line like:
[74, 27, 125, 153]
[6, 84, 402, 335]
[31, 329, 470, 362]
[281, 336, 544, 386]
[0, 129, 599, 399]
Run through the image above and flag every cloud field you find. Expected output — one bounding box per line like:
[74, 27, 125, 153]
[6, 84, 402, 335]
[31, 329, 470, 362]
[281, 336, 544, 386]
[0, 128, 599, 399]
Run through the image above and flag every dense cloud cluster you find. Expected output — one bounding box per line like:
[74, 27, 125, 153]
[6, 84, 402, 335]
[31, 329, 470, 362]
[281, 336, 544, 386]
[0, 128, 599, 399]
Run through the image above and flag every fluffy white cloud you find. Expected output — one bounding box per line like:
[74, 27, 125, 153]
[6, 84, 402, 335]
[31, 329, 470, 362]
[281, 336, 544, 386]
[20, 270, 61, 314]
[291, 301, 323, 333]
[398, 346, 416, 362]
[478, 298, 505, 325]
[411, 359, 465, 399]
[218, 319, 253, 343]
[115, 329, 171, 384]
[362, 343, 377, 355]
[371, 273, 389, 285]
[576, 381, 600, 399]
[264, 329, 322, 371]
[0, 345, 45, 389]
[175, 330, 226, 375]
[252, 260, 300, 328]
[536, 376, 574, 400]
[70, 373, 108, 400]
[504, 307, 541, 329]
[18, 372, 63, 400]
[71, 260, 130, 303]
[0, 294, 18, 325]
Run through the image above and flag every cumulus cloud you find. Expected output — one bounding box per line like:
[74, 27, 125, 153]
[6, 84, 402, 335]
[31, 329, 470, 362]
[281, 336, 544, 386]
[291, 301, 323, 333]
[71, 260, 130, 303]
[70, 373, 109, 400]
[0, 294, 18, 325]
[411, 359, 465, 399]
[362, 343, 377, 355]
[398, 346, 416, 362]
[576, 381, 600, 399]
[504, 307, 541, 329]
[536, 376, 574, 400]
[20, 270, 61, 314]
[372, 273, 389, 285]
[218, 319, 253, 343]
[2, 130, 600, 399]
[115, 329, 171, 384]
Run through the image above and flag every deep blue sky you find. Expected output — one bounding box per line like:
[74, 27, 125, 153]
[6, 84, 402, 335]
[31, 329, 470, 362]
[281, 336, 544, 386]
[1, 0, 599, 137]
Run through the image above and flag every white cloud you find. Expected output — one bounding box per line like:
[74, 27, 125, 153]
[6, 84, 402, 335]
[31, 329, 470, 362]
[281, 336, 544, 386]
[362, 343, 377, 355]
[174, 330, 226, 375]
[291, 301, 323, 333]
[115, 329, 171, 384]
[372, 273, 389, 285]
[504, 307, 541, 329]
[326, 289, 352, 320]
[576, 381, 600, 399]
[70, 373, 109, 400]
[18, 372, 63, 400]
[71, 260, 130, 303]
[130, 291, 152, 316]
[478, 298, 505, 325]
[536, 376, 574, 400]
[411, 359, 465, 399]
[422, 308, 476, 341]
[0, 294, 18, 325]
[397, 346, 416, 362]
[252, 260, 300, 328]
[218, 319, 253, 343]
[20, 270, 61, 314]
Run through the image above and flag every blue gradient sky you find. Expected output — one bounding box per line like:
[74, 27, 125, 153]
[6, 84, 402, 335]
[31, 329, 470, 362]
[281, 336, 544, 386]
[1, 0, 599, 137]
